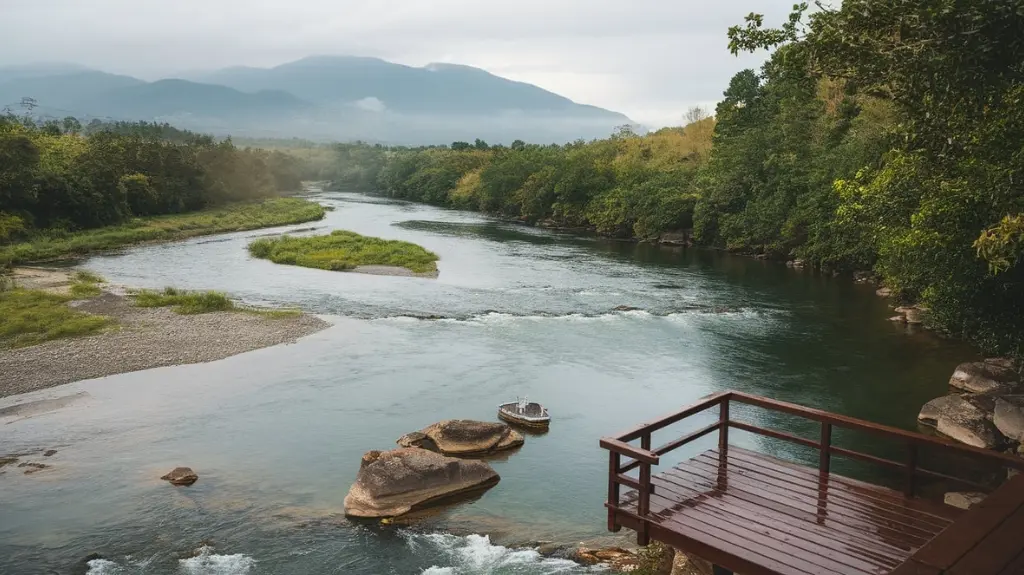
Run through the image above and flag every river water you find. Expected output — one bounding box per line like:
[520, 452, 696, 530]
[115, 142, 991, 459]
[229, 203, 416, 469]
[0, 191, 974, 575]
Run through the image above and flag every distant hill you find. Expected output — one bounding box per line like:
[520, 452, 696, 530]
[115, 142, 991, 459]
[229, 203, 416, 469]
[0, 71, 145, 111]
[73, 79, 309, 120]
[190, 56, 627, 119]
[1, 57, 639, 144]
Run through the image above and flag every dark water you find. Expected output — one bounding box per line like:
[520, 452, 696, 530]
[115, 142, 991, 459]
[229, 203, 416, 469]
[0, 191, 974, 575]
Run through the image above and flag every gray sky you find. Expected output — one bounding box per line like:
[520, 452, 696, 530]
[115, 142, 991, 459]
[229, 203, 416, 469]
[1, 0, 795, 127]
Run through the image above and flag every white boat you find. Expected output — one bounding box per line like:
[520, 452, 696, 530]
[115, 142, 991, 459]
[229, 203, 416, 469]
[498, 397, 550, 430]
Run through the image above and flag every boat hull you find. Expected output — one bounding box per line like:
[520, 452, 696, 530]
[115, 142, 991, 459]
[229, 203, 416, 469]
[498, 409, 550, 430]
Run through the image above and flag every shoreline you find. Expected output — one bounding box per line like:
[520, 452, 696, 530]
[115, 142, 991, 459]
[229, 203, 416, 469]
[0, 269, 330, 399]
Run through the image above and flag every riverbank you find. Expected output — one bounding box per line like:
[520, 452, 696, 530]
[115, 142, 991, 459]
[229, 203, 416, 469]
[0, 197, 325, 266]
[0, 269, 329, 398]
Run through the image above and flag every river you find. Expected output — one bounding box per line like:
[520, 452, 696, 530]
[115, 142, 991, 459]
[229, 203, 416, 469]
[0, 190, 974, 575]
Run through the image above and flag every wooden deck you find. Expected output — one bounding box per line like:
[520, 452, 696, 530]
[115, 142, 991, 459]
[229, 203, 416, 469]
[601, 391, 1024, 575]
[892, 473, 1024, 574]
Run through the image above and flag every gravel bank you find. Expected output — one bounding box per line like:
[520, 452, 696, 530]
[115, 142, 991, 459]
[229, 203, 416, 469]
[0, 292, 329, 398]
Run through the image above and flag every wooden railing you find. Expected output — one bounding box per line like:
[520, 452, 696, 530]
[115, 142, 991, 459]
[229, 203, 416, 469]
[600, 390, 1024, 545]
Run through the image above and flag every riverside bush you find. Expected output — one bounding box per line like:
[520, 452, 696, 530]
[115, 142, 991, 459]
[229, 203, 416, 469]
[0, 199, 325, 265]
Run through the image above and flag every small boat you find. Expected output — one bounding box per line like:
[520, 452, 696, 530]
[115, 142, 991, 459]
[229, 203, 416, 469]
[498, 397, 550, 430]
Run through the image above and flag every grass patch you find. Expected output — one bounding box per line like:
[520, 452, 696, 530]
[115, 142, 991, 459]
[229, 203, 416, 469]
[246, 308, 303, 319]
[0, 289, 112, 348]
[73, 270, 104, 284]
[130, 287, 301, 318]
[69, 270, 104, 298]
[248, 230, 439, 273]
[0, 198, 326, 265]
[132, 287, 236, 315]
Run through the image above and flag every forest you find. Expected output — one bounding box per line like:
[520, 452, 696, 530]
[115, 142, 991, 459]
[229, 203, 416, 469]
[0, 116, 304, 243]
[1, 1, 1020, 356]
[317, 1, 1023, 356]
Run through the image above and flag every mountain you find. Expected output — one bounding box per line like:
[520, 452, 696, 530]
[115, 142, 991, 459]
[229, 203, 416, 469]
[190, 56, 627, 119]
[2, 56, 639, 144]
[0, 71, 145, 111]
[73, 79, 309, 120]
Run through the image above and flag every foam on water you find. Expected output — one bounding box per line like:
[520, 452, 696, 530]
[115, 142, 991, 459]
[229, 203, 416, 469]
[86, 559, 123, 575]
[376, 307, 768, 326]
[83, 548, 253, 575]
[407, 532, 599, 574]
[179, 546, 255, 575]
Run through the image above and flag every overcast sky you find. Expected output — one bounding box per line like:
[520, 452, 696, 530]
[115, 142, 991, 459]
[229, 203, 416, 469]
[1, 0, 796, 128]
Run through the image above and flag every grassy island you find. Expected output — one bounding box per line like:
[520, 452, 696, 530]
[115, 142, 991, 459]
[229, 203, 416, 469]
[1, 198, 326, 266]
[248, 230, 439, 274]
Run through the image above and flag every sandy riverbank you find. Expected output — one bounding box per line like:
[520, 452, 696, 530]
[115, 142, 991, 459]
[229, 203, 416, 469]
[0, 269, 330, 398]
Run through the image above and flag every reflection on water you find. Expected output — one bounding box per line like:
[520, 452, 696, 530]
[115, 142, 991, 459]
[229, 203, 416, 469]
[0, 191, 976, 574]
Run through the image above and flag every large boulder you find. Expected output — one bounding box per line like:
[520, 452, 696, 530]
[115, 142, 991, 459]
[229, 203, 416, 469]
[919, 395, 1001, 449]
[343, 448, 499, 518]
[949, 361, 1019, 395]
[919, 395, 964, 427]
[397, 420, 524, 456]
[994, 396, 1024, 442]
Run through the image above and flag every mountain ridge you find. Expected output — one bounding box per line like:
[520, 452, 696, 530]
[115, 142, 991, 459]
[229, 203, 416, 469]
[0, 57, 639, 144]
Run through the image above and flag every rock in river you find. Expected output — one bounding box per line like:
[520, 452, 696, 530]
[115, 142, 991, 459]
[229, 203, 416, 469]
[949, 361, 1019, 395]
[944, 491, 986, 511]
[343, 448, 499, 518]
[397, 420, 524, 456]
[918, 395, 1000, 449]
[161, 467, 198, 486]
[994, 396, 1024, 442]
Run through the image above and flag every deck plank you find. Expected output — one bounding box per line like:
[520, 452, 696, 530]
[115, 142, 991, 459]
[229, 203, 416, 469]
[670, 456, 942, 546]
[650, 472, 907, 568]
[688, 452, 951, 535]
[723, 448, 962, 522]
[907, 473, 1024, 571]
[615, 447, 959, 575]
[948, 502, 1024, 575]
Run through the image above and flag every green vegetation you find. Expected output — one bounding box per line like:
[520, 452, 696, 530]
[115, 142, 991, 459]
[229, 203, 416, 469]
[69, 271, 104, 298]
[131, 286, 301, 317]
[312, 2, 1024, 358]
[0, 198, 325, 264]
[0, 118, 313, 266]
[0, 289, 111, 348]
[132, 287, 235, 314]
[249, 230, 439, 273]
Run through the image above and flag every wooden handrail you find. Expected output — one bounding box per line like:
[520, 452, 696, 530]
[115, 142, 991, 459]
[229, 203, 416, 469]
[621, 421, 722, 474]
[601, 389, 1023, 521]
[728, 391, 1024, 470]
[613, 391, 729, 442]
[600, 437, 659, 465]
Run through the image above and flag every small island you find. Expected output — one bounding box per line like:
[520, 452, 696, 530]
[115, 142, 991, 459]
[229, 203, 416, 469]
[248, 231, 440, 277]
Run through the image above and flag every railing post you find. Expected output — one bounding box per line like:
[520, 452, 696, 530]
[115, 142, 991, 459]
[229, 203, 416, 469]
[819, 422, 832, 475]
[607, 451, 621, 532]
[638, 455, 651, 546]
[905, 444, 918, 497]
[719, 398, 730, 453]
